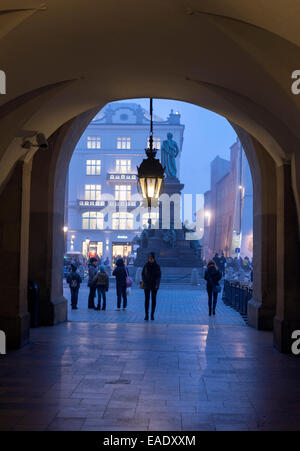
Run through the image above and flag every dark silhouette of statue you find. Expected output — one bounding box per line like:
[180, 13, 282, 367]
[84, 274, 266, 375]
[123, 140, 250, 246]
[161, 133, 179, 178]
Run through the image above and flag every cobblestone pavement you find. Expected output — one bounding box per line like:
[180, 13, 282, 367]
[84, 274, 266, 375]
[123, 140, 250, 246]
[65, 283, 246, 326]
[1, 285, 299, 431]
[2, 321, 300, 431]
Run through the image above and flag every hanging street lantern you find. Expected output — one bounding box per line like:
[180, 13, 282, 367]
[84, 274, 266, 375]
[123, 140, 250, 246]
[137, 98, 165, 208]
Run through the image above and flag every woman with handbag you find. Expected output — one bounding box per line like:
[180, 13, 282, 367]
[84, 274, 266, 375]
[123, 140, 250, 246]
[112, 258, 128, 311]
[204, 260, 222, 316]
[142, 252, 161, 321]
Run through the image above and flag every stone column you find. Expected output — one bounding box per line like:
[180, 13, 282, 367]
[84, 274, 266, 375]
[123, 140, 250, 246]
[273, 161, 300, 353]
[234, 130, 277, 331]
[0, 161, 31, 348]
[29, 140, 67, 326]
[28, 108, 99, 326]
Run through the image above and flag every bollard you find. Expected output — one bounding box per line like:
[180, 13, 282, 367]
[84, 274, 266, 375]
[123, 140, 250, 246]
[135, 267, 142, 285]
[190, 268, 199, 285]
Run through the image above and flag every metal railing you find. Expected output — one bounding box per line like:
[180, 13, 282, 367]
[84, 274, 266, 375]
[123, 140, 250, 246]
[222, 280, 253, 319]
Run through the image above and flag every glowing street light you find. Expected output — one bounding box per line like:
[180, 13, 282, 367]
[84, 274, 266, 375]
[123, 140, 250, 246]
[137, 98, 164, 209]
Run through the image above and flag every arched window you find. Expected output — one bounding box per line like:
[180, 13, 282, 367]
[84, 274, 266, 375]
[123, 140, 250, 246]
[112, 212, 133, 230]
[82, 211, 104, 230]
[142, 212, 159, 227]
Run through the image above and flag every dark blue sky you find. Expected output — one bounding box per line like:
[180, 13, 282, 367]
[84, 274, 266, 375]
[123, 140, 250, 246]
[117, 98, 237, 195]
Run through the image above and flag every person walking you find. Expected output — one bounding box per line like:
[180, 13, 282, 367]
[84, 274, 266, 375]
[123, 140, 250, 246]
[112, 258, 127, 311]
[213, 253, 221, 270]
[66, 262, 82, 310]
[87, 257, 98, 309]
[204, 260, 222, 316]
[219, 252, 226, 277]
[142, 252, 161, 321]
[92, 265, 109, 310]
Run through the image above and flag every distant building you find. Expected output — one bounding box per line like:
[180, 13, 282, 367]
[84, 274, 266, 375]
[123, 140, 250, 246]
[202, 138, 253, 260]
[66, 102, 184, 262]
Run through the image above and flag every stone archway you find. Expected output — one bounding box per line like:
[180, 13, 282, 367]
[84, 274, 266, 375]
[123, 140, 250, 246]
[0, 1, 300, 353]
[27, 99, 280, 348]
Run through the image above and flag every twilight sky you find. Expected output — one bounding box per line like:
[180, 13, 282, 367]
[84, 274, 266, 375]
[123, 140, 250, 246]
[116, 98, 237, 195]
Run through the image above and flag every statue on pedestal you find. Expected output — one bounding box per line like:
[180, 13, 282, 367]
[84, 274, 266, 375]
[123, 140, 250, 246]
[161, 133, 179, 178]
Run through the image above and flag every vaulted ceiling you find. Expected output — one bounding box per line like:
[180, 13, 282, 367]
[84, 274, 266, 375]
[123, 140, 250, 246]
[0, 0, 300, 187]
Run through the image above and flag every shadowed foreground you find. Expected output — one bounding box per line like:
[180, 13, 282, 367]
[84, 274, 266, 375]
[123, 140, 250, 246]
[1, 320, 300, 431]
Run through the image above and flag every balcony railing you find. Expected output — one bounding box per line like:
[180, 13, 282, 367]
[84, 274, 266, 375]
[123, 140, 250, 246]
[77, 199, 140, 209]
[107, 173, 137, 182]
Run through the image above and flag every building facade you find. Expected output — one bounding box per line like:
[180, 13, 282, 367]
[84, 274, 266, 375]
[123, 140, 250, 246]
[202, 138, 253, 260]
[66, 102, 184, 263]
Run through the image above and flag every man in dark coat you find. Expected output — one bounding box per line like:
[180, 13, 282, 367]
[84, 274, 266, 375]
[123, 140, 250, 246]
[66, 262, 82, 310]
[219, 252, 226, 277]
[204, 260, 222, 316]
[87, 257, 98, 309]
[213, 253, 221, 270]
[112, 258, 127, 310]
[142, 252, 161, 321]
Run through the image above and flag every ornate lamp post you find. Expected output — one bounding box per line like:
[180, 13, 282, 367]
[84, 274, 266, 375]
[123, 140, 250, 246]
[137, 98, 165, 226]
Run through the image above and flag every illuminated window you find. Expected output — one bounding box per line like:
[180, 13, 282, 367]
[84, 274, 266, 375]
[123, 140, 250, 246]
[87, 136, 101, 149]
[142, 212, 159, 227]
[115, 185, 131, 201]
[82, 212, 104, 230]
[112, 212, 133, 230]
[85, 184, 101, 201]
[116, 159, 131, 173]
[86, 160, 101, 175]
[147, 136, 161, 149]
[117, 137, 131, 149]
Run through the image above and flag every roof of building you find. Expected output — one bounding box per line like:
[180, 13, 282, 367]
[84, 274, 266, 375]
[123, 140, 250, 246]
[91, 102, 182, 126]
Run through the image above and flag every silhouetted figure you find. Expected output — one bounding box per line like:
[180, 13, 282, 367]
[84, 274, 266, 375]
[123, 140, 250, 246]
[92, 265, 109, 310]
[112, 258, 127, 311]
[204, 260, 222, 316]
[87, 257, 98, 309]
[142, 252, 161, 321]
[67, 262, 82, 310]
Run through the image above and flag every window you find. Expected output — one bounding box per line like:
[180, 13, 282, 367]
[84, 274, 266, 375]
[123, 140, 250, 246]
[112, 212, 133, 230]
[87, 136, 101, 149]
[86, 160, 101, 175]
[117, 137, 131, 149]
[115, 185, 131, 201]
[82, 212, 104, 230]
[142, 212, 159, 227]
[85, 184, 101, 201]
[147, 136, 161, 149]
[116, 159, 131, 173]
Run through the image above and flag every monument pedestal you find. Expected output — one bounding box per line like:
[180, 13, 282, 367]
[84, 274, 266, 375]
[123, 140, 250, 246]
[135, 176, 202, 268]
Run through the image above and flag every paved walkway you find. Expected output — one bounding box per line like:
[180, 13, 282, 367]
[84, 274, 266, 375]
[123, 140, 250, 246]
[66, 283, 246, 326]
[1, 285, 300, 431]
[1, 321, 300, 431]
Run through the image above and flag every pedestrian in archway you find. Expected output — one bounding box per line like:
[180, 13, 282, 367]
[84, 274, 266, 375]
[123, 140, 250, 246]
[204, 260, 222, 316]
[213, 253, 221, 270]
[67, 262, 82, 310]
[112, 258, 127, 311]
[93, 265, 109, 310]
[87, 257, 98, 309]
[142, 252, 161, 321]
[219, 252, 226, 277]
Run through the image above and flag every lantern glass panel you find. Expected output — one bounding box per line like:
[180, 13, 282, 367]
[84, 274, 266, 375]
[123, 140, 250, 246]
[146, 178, 156, 198]
[155, 178, 163, 198]
[139, 177, 147, 199]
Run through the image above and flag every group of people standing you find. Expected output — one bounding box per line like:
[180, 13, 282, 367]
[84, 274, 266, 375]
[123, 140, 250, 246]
[66, 252, 162, 320]
[67, 252, 225, 318]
